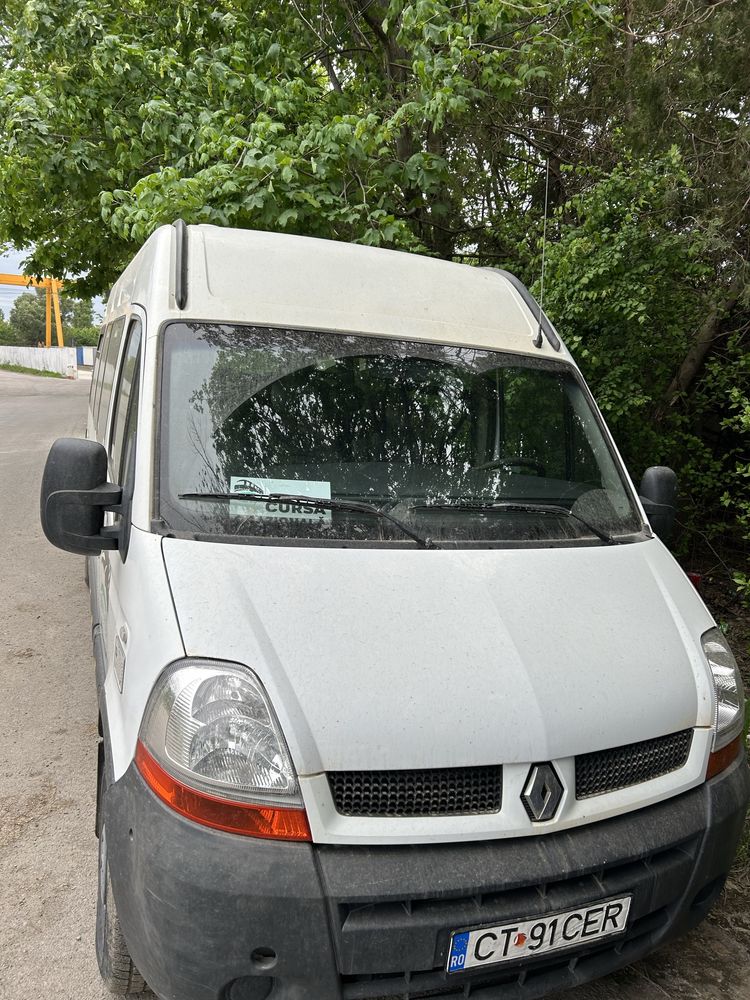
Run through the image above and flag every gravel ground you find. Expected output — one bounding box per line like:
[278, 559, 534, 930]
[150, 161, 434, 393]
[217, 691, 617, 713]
[0, 371, 101, 999]
[0, 370, 747, 1000]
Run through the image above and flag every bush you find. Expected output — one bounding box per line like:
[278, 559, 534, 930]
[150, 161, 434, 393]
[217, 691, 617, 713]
[538, 154, 750, 573]
[67, 326, 100, 347]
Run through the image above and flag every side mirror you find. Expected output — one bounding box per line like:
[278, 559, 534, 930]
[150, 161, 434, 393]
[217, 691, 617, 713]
[639, 466, 677, 545]
[40, 438, 123, 554]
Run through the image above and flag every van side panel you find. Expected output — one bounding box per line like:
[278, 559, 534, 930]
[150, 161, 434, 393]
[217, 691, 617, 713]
[97, 527, 184, 781]
[88, 294, 183, 782]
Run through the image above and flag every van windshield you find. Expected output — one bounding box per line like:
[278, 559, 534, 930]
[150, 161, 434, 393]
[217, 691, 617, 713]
[159, 323, 644, 546]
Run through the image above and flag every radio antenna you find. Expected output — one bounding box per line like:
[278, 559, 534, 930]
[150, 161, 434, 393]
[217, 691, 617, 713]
[534, 157, 550, 349]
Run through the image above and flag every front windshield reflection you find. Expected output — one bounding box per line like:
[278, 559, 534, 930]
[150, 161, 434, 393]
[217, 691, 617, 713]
[160, 323, 642, 545]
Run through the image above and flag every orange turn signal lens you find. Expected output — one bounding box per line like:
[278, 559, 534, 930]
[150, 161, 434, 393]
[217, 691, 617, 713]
[135, 741, 312, 841]
[706, 735, 744, 781]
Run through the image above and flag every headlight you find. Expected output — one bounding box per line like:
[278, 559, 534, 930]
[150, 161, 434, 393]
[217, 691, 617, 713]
[702, 628, 746, 750]
[139, 659, 301, 807]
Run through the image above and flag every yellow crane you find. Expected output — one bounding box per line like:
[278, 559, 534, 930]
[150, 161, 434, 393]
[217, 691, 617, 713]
[0, 273, 64, 347]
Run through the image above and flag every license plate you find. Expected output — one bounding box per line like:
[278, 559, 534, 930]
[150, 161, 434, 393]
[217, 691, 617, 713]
[446, 895, 631, 973]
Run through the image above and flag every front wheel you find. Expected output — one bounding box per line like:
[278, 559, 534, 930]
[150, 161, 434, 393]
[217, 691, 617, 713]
[96, 793, 147, 993]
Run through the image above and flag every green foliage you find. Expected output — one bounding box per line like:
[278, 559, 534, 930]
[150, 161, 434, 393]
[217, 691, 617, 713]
[0, 0, 748, 580]
[538, 153, 749, 560]
[0, 310, 11, 345]
[0, 0, 594, 287]
[67, 325, 99, 346]
[719, 366, 750, 595]
[2, 288, 96, 346]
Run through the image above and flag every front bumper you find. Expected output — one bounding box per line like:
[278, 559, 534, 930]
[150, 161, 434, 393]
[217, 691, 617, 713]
[106, 754, 750, 1000]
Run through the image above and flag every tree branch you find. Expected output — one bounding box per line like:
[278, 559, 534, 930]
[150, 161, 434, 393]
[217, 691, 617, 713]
[655, 271, 746, 418]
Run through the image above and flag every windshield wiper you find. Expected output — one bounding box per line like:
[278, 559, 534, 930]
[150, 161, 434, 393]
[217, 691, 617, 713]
[178, 492, 437, 549]
[410, 501, 617, 545]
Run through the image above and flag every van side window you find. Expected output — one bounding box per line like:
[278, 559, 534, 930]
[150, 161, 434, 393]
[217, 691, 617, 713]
[118, 363, 141, 495]
[90, 323, 110, 421]
[109, 319, 142, 482]
[96, 316, 127, 441]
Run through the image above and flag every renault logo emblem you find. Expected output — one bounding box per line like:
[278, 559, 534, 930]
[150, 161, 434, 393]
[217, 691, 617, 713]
[522, 763, 564, 822]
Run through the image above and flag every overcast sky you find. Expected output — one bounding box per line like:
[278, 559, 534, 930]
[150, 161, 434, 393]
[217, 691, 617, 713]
[0, 247, 30, 318]
[0, 246, 104, 321]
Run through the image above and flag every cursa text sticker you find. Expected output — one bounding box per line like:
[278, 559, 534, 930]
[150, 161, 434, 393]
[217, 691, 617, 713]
[229, 476, 332, 525]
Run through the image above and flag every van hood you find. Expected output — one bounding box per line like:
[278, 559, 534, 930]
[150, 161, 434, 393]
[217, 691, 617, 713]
[161, 537, 714, 774]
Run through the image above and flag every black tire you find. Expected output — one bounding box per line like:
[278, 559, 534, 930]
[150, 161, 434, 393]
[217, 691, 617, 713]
[96, 779, 147, 993]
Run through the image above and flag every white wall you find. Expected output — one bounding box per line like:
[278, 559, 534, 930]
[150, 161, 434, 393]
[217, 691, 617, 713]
[0, 346, 78, 378]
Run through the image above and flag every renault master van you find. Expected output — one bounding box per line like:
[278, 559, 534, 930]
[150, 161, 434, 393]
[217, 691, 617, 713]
[40, 222, 749, 1000]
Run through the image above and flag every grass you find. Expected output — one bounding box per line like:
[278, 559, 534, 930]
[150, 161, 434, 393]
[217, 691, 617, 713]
[0, 362, 64, 378]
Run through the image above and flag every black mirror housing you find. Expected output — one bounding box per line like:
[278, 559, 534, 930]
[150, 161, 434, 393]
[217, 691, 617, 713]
[639, 466, 678, 545]
[40, 438, 122, 554]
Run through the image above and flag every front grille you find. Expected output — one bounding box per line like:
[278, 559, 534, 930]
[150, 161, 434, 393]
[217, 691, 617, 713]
[341, 908, 669, 998]
[317, 784, 707, 996]
[576, 729, 693, 799]
[328, 766, 503, 817]
[335, 835, 696, 998]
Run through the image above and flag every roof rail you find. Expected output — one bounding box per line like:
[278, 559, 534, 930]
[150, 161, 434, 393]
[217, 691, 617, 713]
[173, 219, 188, 310]
[483, 268, 561, 352]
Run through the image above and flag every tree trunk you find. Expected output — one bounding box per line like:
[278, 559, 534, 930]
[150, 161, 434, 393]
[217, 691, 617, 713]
[622, 0, 635, 119]
[654, 273, 745, 420]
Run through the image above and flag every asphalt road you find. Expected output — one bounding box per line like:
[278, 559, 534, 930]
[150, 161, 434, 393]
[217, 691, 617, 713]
[0, 371, 747, 1000]
[0, 371, 101, 999]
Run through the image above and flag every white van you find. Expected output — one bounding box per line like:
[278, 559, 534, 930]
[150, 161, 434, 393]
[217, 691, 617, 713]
[40, 222, 748, 1000]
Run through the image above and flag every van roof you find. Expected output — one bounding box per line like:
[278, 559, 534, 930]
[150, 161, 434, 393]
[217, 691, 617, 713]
[105, 223, 569, 360]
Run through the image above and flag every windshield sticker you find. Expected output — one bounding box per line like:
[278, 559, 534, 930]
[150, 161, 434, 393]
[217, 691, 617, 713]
[229, 476, 332, 524]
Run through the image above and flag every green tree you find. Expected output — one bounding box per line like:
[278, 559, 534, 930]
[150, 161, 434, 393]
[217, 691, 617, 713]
[538, 153, 749, 556]
[6, 288, 98, 346]
[0, 0, 599, 290]
[0, 307, 11, 345]
[0, 0, 747, 571]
